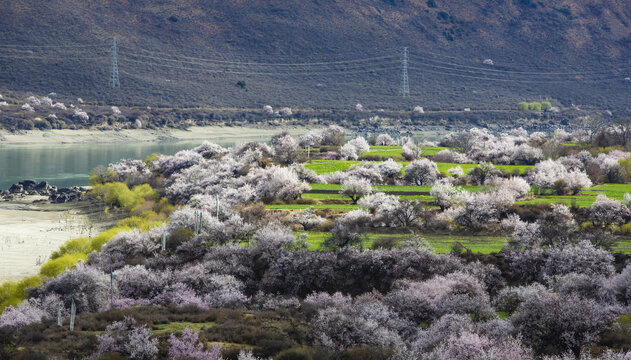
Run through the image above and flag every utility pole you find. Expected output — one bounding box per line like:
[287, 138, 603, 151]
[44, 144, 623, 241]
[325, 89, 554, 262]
[401, 47, 410, 97]
[110, 36, 120, 88]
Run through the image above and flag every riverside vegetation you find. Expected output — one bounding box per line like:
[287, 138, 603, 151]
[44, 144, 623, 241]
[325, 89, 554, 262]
[4, 125, 631, 359]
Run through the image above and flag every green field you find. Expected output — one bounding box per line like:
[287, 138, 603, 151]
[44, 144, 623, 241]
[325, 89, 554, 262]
[302, 193, 433, 200]
[582, 184, 631, 200]
[152, 322, 215, 334]
[517, 195, 597, 207]
[421, 146, 450, 155]
[308, 183, 485, 193]
[516, 184, 631, 208]
[300, 231, 631, 254]
[266, 204, 359, 210]
[360, 146, 449, 160]
[435, 162, 533, 175]
[301, 231, 506, 253]
[304, 159, 533, 175]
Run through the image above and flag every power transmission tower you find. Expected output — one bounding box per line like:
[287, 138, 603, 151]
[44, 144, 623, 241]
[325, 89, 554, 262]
[110, 36, 120, 88]
[401, 47, 410, 97]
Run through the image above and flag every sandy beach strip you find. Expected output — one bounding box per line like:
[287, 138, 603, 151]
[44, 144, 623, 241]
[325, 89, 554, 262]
[0, 126, 311, 146]
[0, 200, 109, 282]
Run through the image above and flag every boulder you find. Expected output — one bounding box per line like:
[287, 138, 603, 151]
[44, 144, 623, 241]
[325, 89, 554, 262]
[53, 194, 68, 203]
[35, 181, 50, 191]
[9, 184, 23, 193]
[19, 180, 37, 190]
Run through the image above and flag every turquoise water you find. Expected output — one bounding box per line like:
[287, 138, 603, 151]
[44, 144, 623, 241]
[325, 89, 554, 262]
[0, 137, 270, 189]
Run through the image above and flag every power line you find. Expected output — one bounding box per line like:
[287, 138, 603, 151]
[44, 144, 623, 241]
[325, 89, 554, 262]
[409, 54, 625, 77]
[0, 43, 106, 49]
[119, 45, 399, 67]
[407, 47, 628, 74]
[121, 52, 400, 72]
[119, 57, 401, 76]
[0, 55, 107, 60]
[407, 66, 626, 83]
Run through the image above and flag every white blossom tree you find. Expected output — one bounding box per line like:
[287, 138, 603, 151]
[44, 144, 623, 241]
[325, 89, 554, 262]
[339, 143, 359, 160]
[404, 159, 439, 186]
[403, 139, 422, 160]
[347, 136, 370, 154]
[340, 177, 372, 204]
[375, 133, 396, 146]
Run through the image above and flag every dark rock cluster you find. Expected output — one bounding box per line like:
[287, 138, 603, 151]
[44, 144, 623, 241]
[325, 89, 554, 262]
[1, 180, 86, 203]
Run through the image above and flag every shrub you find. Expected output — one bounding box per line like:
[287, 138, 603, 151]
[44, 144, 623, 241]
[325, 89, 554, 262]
[274, 347, 313, 360]
[91, 182, 158, 214]
[34, 265, 110, 312]
[385, 273, 493, 323]
[50, 237, 92, 259]
[40, 253, 87, 278]
[541, 101, 552, 111]
[527, 102, 542, 111]
[0, 299, 47, 329]
[512, 290, 618, 355]
[94, 317, 159, 360]
[372, 237, 399, 250]
[168, 328, 222, 360]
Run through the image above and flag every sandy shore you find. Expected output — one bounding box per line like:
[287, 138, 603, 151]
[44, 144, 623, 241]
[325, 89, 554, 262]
[0, 126, 310, 146]
[0, 199, 110, 282]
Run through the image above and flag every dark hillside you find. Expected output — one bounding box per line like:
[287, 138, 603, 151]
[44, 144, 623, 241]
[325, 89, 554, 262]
[1, 0, 631, 109]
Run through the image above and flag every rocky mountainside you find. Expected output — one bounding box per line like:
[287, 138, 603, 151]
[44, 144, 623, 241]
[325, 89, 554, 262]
[1, 0, 631, 110]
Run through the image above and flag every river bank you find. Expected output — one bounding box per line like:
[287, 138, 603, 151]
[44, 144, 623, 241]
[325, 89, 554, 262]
[0, 198, 112, 282]
[0, 125, 310, 146]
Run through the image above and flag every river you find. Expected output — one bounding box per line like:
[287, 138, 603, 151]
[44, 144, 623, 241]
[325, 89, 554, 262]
[0, 137, 272, 189]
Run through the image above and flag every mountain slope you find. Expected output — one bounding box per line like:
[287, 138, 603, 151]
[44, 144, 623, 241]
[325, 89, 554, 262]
[1, 0, 631, 109]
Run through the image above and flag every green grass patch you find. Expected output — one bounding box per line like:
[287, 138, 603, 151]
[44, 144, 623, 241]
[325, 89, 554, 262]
[152, 321, 215, 334]
[435, 162, 533, 175]
[305, 159, 533, 176]
[308, 183, 485, 193]
[266, 204, 359, 210]
[301, 232, 506, 253]
[361, 148, 404, 159]
[517, 195, 597, 208]
[301, 193, 348, 200]
[612, 237, 631, 254]
[582, 184, 631, 200]
[305, 160, 361, 174]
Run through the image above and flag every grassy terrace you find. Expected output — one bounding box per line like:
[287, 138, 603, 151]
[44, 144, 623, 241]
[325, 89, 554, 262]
[299, 231, 631, 254]
[582, 184, 631, 199]
[360, 146, 448, 159]
[266, 183, 631, 210]
[301, 231, 506, 253]
[300, 231, 631, 254]
[305, 159, 533, 175]
[516, 184, 631, 207]
[308, 183, 486, 193]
